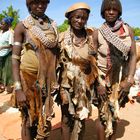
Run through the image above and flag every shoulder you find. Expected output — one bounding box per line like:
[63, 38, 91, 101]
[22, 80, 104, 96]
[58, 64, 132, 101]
[86, 27, 97, 35]
[14, 21, 25, 34]
[123, 23, 134, 35]
[87, 27, 99, 43]
[124, 23, 131, 29]
[15, 21, 24, 30]
[47, 16, 54, 23]
[86, 27, 98, 35]
[59, 31, 67, 43]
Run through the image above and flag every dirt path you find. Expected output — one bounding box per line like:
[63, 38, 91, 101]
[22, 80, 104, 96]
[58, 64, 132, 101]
[0, 92, 140, 140]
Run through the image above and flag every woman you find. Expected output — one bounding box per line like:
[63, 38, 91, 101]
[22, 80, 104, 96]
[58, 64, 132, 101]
[12, 0, 58, 139]
[58, 2, 98, 140]
[0, 17, 14, 93]
[93, 0, 136, 139]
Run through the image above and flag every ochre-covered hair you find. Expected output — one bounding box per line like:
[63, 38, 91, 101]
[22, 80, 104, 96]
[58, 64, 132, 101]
[101, 0, 122, 19]
[26, 0, 50, 12]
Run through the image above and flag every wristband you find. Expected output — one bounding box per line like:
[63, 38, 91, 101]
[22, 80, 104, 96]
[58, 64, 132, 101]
[14, 81, 22, 90]
[127, 75, 134, 85]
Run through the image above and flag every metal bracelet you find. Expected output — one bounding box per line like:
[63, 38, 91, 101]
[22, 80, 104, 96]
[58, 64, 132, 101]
[14, 81, 22, 90]
[14, 42, 22, 46]
[127, 75, 134, 85]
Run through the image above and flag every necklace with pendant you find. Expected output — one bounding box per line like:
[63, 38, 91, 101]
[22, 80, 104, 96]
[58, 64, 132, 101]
[30, 13, 52, 30]
[33, 18, 53, 31]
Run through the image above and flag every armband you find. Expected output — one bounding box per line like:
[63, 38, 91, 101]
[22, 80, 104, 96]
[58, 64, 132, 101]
[12, 54, 21, 60]
[14, 42, 22, 46]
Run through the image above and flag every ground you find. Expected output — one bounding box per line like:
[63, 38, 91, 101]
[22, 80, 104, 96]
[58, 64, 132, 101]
[0, 90, 140, 140]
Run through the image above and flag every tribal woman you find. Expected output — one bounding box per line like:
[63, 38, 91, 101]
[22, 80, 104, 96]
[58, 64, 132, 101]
[93, 0, 136, 139]
[12, 0, 59, 139]
[57, 2, 98, 140]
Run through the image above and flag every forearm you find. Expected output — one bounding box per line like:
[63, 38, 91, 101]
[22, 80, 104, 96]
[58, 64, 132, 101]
[128, 54, 136, 77]
[126, 49, 137, 85]
[12, 58, 23, 90]
[127, 26, 136, 77]
[12, 43, 23, 90]
[12, 59, 21, 81]
[0, 45, 12, 50]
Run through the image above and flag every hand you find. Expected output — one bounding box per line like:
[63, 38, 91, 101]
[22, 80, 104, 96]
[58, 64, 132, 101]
[15, 89, 27, 108]
[118, 89, 129, 107]
[96, 84, 108, 102]
[119, 80, 131, 107]
[119, 81, 132, 92]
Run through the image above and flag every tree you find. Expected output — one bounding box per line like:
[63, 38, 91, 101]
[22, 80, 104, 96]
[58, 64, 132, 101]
[133, 27, 140, 36]
[58, 20, 69, 32]
[0, 5, 20, 29]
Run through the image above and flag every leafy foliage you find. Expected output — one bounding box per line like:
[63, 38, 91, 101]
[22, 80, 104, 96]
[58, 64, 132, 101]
[58, 20, 140, 36]
[133, 27, 140, 36]
[0, 5, 20, 29]
[58, 20, 69, 32]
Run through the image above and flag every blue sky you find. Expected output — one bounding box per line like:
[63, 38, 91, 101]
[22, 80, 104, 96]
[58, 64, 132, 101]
[0, 0, 140, 28]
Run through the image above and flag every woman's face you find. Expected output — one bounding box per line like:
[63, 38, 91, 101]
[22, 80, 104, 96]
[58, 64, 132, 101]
[0, 21, 9, 31]
[104, 8, 119, 23]
[29, 0, 49, 17]
[69, 9, 89, 30]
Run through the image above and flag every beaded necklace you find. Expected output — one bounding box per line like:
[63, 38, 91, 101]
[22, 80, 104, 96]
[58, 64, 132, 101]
[30, 12, 46, 24]
[30, 12, 52, 30]
[22, 15, 58, 48]
[64, 27, 94, 59]
[99, 23, 130, 60]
